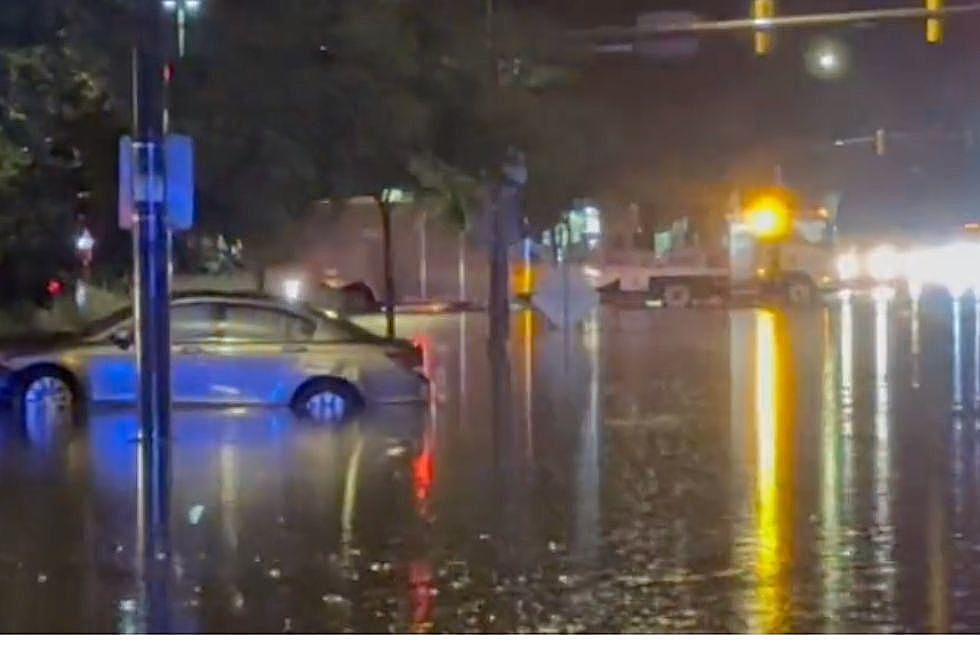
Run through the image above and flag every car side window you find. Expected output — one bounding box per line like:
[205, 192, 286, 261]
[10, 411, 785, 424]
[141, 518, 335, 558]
[313, 318, 359, 343]
[171, 303, 220, 342]
[220, 305, 316, 342]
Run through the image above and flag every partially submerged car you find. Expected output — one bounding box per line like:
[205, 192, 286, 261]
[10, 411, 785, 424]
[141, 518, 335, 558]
[0, 291, 428, 421]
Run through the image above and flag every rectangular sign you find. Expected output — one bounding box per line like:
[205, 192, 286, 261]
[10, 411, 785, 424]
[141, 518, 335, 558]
[164, 134, 194, 231]
[118, 134, 195, 231]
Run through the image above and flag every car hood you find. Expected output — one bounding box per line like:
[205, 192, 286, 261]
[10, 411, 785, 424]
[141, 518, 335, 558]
[0, 331, 82, 361]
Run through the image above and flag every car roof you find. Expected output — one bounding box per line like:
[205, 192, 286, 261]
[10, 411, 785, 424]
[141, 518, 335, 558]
[171, 290, 295, 307]
[83, 291, 395, 344]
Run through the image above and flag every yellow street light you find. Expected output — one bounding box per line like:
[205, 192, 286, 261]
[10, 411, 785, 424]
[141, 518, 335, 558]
[745, 195, 792, 242]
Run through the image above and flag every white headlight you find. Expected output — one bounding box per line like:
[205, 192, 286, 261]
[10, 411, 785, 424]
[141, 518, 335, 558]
[835, 251, 860, 282]
[937, 243, 974, 298]
[866, 245, 900, 283]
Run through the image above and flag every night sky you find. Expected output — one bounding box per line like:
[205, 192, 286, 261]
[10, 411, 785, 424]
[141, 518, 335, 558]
[532, 0, 980, 240]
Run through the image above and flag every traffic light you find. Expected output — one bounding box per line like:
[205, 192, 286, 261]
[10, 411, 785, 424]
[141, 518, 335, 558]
[874, 128, 887, 156]
[752, 0, 776, 55]
[926, 0, 943, 44]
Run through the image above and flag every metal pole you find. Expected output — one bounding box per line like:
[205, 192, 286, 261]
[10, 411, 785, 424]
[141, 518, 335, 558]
[569, 3, 980, 41]
[134, 0, 171, 442]
[419, 212, 428, 300]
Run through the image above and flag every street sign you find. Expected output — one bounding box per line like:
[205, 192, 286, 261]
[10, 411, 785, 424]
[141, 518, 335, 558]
[165, 134, 194, 230]
[532, 264, 599, 329]
[119, 134, 195, 231]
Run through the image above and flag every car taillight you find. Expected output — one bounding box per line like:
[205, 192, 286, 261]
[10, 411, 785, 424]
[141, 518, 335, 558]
[387, 345, 424, 373]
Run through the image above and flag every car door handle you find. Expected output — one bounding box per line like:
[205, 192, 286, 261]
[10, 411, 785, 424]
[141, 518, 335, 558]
[178, 345, 203, 354]
[282, 344, 307, 353]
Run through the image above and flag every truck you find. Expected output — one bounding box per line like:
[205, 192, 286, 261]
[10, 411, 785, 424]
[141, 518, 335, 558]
[579, 198, 838, 307]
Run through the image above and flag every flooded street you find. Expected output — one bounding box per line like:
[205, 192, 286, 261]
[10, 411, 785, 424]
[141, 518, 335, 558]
[3, 297, 980, 633]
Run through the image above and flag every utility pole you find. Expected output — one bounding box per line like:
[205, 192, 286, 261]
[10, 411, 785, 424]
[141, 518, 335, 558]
[133, 0, 172, 443]
[486, 0, 509, 346]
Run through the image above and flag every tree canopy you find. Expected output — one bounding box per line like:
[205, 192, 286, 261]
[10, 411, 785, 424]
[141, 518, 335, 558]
[2, 0, 617, 298]
[0, 1, 124, 305]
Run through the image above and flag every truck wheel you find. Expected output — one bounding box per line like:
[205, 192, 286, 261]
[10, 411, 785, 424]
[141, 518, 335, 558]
[663, 283, 692, 308]
[786, 279, 814, 305]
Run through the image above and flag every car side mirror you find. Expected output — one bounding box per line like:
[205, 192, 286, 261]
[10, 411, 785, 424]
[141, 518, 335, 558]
[109, 328, 132, 350]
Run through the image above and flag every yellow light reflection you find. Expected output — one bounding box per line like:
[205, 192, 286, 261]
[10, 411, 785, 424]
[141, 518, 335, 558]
[752, 309, 794, 633]
[520, 308, 535, 459]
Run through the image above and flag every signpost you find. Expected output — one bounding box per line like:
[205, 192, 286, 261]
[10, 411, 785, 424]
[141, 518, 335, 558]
[120, 1, 196, 445]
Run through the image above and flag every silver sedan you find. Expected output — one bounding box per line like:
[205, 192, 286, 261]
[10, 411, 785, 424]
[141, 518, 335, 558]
[0, 292, 429, 421]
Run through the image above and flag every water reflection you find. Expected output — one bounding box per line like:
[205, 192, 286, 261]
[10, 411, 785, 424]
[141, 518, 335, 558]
[0, 405, 427, 633]
[953, 297, 964, 411]
[574, 310, 601, 564]
[911, 295, 922, 389]
[872, 290, 896, 627]
[8, 303, 980, 632]
[136, 429, 173, 633]
[820, 307, 843, 630]
[839, 291, 854, 409]
[750, 309, 795, 633]
[974, 299, 980, 409]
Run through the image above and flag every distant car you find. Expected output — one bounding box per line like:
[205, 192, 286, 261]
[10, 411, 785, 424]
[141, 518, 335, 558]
[0, 292, 428, 421]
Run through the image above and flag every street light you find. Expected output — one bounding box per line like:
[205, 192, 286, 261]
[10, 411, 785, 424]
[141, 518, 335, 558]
[162, 0, 202, 58]
[744, 195, 792, 242]
[76, 228, 95, 261]
[805, 37, 848, 79]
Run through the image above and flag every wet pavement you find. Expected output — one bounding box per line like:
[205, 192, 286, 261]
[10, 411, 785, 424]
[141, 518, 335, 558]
[3, 294, 980, 633]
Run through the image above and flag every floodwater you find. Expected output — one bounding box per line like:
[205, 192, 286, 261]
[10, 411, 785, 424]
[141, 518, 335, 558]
[2, 294, 980, 633]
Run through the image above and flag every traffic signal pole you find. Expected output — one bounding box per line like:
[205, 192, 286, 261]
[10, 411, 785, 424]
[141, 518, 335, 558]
[570, 2, 980, 45]
[133, 0, 172, 443]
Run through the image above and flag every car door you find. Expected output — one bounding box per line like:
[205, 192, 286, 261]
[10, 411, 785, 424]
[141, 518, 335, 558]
[84, 317, 138, 403]
[193, 303, 315, 405]
[171, 302, 222, 404]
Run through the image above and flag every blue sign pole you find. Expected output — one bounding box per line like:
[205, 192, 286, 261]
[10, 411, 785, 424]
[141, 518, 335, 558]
[130, 0, 174, 633]
[132, 0, 172, 444]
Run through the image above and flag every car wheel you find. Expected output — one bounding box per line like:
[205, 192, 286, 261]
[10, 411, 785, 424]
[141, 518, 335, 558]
[292, 378, 363, 422]
[663, 283, 692, 308]
[15, 367, 76, 416]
